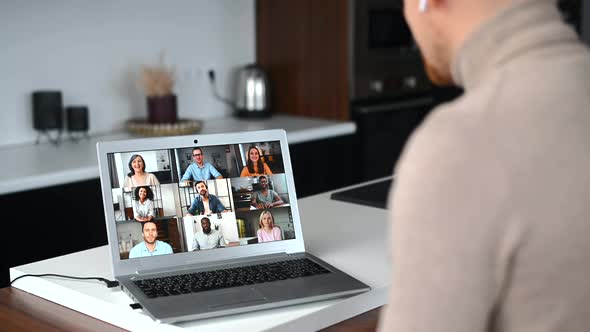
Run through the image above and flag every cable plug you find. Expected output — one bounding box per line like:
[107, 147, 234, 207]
[105, 280, 120, 288]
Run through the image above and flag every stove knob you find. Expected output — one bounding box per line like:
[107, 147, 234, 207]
[369, 80, 384, 93]
[403, 76, 418, 89]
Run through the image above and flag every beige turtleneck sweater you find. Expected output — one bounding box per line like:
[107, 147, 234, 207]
[378, 1, 590, 331]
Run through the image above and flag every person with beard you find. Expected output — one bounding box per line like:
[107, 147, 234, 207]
[185, 181, 227, 216]
[128, 221, 173, 258]
[378, 0, 590, 331]
[192, 217, 225, 250]
[251, 175, 284, 209]
[180, 147, 223, 186]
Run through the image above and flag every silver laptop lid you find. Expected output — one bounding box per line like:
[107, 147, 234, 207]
[97, 129, 305, 277]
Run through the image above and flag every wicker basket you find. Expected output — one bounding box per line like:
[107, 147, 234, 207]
[126, 118, 202, 137]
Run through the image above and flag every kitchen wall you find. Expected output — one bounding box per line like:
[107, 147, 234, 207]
[0, 0, 255, 147]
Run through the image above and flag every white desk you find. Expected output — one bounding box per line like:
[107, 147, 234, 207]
[10, 178, 392, 332]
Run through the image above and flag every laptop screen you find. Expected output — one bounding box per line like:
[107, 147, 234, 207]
[106, 140, 296, 260]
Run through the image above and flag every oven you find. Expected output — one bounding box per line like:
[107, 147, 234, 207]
[350, 0, 431, 101]
[349, 0, 580, 182]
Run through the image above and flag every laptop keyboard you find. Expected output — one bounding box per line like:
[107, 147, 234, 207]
[133, 258, 331, 298]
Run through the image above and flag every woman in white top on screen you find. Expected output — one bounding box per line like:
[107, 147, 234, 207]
[133, 186, 155, 222]
[256, 210, 282, 243]
[123, 154, 160, 189]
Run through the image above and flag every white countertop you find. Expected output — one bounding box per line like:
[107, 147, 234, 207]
[0, 114, 355, 195]
[10, 178, 391, 331]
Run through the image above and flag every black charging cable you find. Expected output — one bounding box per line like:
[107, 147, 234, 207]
[10, 274, 120, 288]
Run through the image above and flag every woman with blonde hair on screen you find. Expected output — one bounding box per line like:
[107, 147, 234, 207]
[240, 146, 273, 177]
[257, 210, 282, 243]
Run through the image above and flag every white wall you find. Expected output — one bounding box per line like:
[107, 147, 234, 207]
[0, 0, 255, 147]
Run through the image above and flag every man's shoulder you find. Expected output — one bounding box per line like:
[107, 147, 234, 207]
[398, 96, 499, 177]
[132, 241, 144, 248]
[130, 242, 144, 252]
[416, 99, 482, 143]
[157, 240, 172, 248]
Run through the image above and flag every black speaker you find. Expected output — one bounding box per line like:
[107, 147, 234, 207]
[32, 91, 63, 130]
[66, 106, 89, 132]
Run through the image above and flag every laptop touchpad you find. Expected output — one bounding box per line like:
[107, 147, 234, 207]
[207, 288, 267, 309]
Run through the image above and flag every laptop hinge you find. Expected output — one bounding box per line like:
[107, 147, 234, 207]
[134, 252, 291, 276]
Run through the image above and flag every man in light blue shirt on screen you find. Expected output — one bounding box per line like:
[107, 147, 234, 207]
[180, 147, 223, 185]
[128, 221, 173, 258]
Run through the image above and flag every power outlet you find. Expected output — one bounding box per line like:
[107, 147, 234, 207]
[208, 69, 216, 82]
[176, 66, 204, 83]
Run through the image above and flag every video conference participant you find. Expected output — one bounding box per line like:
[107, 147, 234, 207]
[123, 154, 160, 188]
[132, 186, 155, 222]
[251, 175, 284, 209]
[186, 181, 226, 216]
[240, 146, 273, 177]
[257, 210, 282, 243]
[192, 217, 225, 250]
[128, 221, 173, 258]
[180, 147, 223, 184]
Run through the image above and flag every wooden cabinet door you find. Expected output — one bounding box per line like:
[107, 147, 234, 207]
[257, 0, 349, 120]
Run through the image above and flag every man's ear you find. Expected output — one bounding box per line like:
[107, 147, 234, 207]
[420, 0, 447, 13]
[419, 0, 428, 12]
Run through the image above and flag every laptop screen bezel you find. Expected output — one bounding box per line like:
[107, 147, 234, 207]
[96, 129, 306, 277]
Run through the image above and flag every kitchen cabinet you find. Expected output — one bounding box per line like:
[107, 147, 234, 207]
[1, 179, 107, 288]
[352, 95, 434, 182]
[351, 87, 463, 182]
[257, 0, 349, 120]
[289, 134, 360, 197]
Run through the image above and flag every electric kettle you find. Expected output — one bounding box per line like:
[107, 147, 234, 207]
[234, 64, 271, 118]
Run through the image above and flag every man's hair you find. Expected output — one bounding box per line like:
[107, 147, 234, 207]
[201, 217, 210, 224]
[258, 175, 267, 182]
[194, 180, 208, 189]
[142, 221, 157, 232]
[192, 147, 202, 154]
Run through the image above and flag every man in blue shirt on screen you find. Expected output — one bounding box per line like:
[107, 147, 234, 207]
[128, 221, 173, 258]
[180, 147, 223, 185]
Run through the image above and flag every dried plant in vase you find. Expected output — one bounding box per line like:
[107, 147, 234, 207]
[139, 54, 178, 124]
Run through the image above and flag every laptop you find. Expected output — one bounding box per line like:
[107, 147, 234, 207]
[96, 129, 370, 323]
